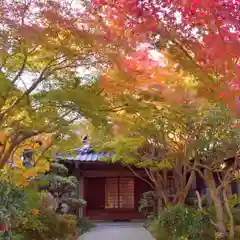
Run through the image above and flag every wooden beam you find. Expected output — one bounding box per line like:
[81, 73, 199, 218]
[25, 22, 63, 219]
[83, 170, 147, 178]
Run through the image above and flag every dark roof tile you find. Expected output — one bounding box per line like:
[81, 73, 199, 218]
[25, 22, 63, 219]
[57, 148, 112, 162]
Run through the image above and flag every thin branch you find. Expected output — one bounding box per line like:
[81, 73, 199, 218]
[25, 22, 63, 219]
[196, 190, 217, 227]
[156, 171, 168, 202]
[11, 44, 40, 86]
[59, 109, 73, 119]
[195, 162, 213, 171]
[33, 142, 54, 167]
[0, 54, 10, 71]
[223, 188, 235, 239]
[191, 167, 207, 181]
[169, 35, 217, 88]
[234, 57, 239, 65]
[96, 88, 104, 96]
[128, 166, 154, 189]
[11, 50, 28, 84]
[182, 169, 196, 202]
[0, 58, 57, 119]
[0, 131, 38, 168]
[99, 104, 129, 112]
[216, 172, 224, 193]
[144, 168, 158, 187]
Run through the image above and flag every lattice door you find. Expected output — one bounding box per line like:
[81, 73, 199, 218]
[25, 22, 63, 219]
[105, 178, 135, 209]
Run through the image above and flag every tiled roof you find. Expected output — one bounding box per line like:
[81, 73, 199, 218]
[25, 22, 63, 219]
[56, 146, 114, 162]
[56, 136, 114, 162]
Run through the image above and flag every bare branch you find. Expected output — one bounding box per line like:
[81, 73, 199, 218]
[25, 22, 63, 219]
[0, 58, 58, 120]
[33, 142, 54, 167]
[12, 50, 28, 84]
[128, 166, 154, 188]
[196, 190, 217, 227]
[0, 130, 39, 168]
[0, 54, 10, 71]
[195, 162, 213, 171]
[191, 167, 207, 181]
[144, 168, 158, 187]
[223, 188, 235, 239]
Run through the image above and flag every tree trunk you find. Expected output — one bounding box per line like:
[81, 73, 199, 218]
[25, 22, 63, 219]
[157, 196, 163, 216]
[155, 188, 165, 215]
[214, 195, 227, 239]
[177, 194, 186, 205]
[173, 171, 195, 205]
[223, 188, 234, 239]
[205, 170, 227, 239]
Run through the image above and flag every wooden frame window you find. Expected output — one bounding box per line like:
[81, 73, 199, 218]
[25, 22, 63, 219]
[105, 177, 135, 209]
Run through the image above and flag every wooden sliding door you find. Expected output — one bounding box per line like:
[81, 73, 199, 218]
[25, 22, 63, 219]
[105, 177, 135, 209]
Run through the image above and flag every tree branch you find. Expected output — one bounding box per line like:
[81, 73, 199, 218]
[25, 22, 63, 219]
[128, 166, 154, 189]
[0, 58, 58, 120]
[196, 190, 217, 227]
[11, 50, 28, 84]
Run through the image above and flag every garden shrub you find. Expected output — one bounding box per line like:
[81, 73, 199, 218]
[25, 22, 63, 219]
[77, 217, 95, 235]
[14, 210, 78, 240]
[58, 214, 77, 236]
[203, 194, 240, 235]
[149, 205, 212, 240]
[234, 225, 240, 239]
[229, 194, 240, 229]
[0, 180, 40, 226]
[143, 214, 156, 230]
[0, 180, 42, 239]
[139, 191, 157, 229]
[139, 191, 157, 216]
[231, 206, 240, 238]
[232, 207, 240, 225]
[0, 232, 26, 240]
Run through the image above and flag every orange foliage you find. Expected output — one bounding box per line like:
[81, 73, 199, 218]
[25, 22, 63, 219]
[91, 0, 240, 112]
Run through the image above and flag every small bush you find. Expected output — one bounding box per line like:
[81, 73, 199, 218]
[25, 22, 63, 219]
[77, 217, 95, 235]
[149, 205, 212, 240]
[139, 191, 157, 216]
[232, 207, 240, 225]
[143, 214, 156, 230]
[14, 210, 78, 240]
[58, 214, 77, 236]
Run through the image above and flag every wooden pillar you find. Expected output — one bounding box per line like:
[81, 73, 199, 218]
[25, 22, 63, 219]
[78, 177, 84, 218]
[74, 161, 85, 218]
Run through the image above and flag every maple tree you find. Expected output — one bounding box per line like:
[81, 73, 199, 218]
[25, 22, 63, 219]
[184, 105, 240, 240]
[88, 2, 240, 236]
[91, 0, 240, 113]
[0, 0, 238, 238]
[0, 0, 113, 169]
[92, 97, 199, 206]
[42, 161, 86, 215]
[91, 90, 240, 238]
[1, 134, 52, 187]
[0, 3, 111, 236]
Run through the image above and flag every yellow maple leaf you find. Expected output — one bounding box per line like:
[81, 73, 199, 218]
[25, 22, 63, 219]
[35, 158, 50, 172]
[22, 168, 38, 179]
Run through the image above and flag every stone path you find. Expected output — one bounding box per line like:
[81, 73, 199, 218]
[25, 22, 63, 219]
[80, 222, 155, 240]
